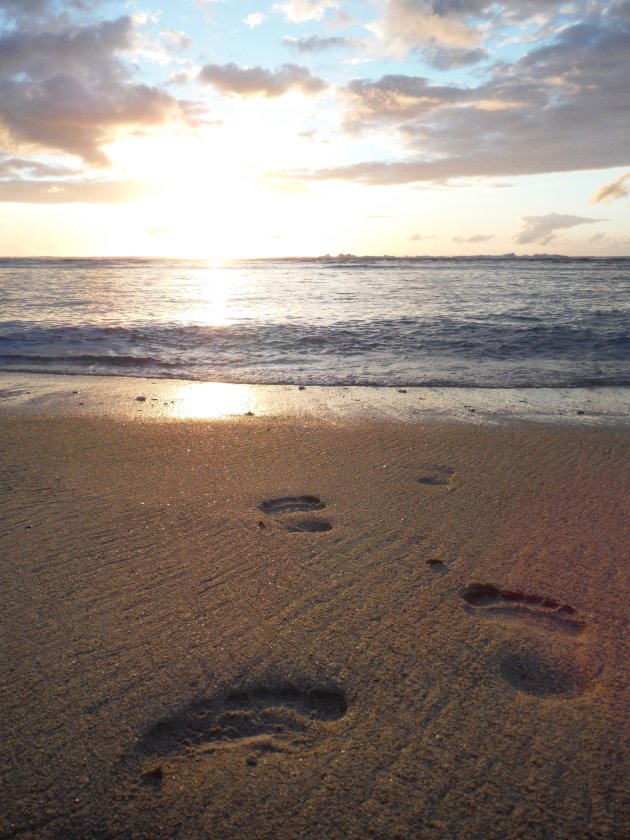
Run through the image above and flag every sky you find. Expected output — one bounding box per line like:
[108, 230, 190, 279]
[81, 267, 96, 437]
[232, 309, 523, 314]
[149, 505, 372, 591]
[0, 0, 628, 258]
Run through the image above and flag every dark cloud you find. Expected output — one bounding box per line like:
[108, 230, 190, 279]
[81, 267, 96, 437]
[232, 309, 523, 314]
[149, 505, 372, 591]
[0, 14, 188, 165]
[422, 45, 488, 70]
[0, 73, 182, 165]
[198, 62, 327, 97]
[301, 13, 630, 184]
[341, 74, 469, 130]
[515, 213, 604, 245]
[378, 0, 585, 52]
[610, 0, 630, 20]
[282, 34, 355, 53]
[0, 1, 102, 27]
[0, 16, 133, 82]
[0, 178, 151, 203]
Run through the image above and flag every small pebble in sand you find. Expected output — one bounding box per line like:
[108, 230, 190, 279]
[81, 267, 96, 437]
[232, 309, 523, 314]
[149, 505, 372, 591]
[298, 385, 306, 391]
[245, 411, 255, 416]
[136, 396, 146, 402]
[398, 389, 407, 394]
[577, 410, 585, 415]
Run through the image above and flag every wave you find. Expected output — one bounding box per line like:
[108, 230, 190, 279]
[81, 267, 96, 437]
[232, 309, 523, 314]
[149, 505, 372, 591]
[0, 353, 178, 368]
[2, 257, 629, 389]
[1, 318, 628, 360]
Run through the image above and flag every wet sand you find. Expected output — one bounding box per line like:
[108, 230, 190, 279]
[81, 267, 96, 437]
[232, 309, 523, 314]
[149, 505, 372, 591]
[1, 410, 629, 839]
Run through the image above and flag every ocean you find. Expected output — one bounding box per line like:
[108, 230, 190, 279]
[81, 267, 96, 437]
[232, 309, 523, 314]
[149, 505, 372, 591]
[1, 256, 629, 389]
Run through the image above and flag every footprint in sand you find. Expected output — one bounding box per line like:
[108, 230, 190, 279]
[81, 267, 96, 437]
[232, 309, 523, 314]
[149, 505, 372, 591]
[286, 517, 332, 533]
[416, 466, 454, 487]
[462, 582, 583, 634]
[461, 582, 601, 697]
[258, 495, 332, 533]
[132, 683, 347, 779]
[426, 558, 448, 575]
[259, 495, 326, 514]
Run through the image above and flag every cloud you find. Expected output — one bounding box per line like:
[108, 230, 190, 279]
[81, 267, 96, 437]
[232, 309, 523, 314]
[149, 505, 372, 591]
[0, 178, 151, 203]
[0, 16, 134, 82]
[340, 74, 470, 131]
[422, 45, 488, 70]
[371, 0, 583, 56]
[372, 2, 475, 54]
[0, 15, 188, 165]
[243, 13, 266, 28]
[282, 35, 355, 53]
[453, 234, 493, 243]
[198, 62, 326, 97]
[0, 74, 183, 165]
[297, 14, 630, 185]
[274, 1, 340, 23]
[592, 172, 630, 204]
[515, 213, 604, 245]
[0, 156, 78, 178]
[408, 233, 434, 240]
[583, 230, 630, 253]
[0, 1, 100, 25]
[167, 70, 193, 85]
[159, 29, 191, 51]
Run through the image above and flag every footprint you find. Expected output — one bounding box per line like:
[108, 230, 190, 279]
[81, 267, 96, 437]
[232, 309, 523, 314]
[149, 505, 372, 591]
[426, 558, 448, 575]
[286, 517, 333, 533]
[461, 583, 600, 697]
[134, 683, 347, 765]
[259, 495, 325, 514]
[416, 467, 454, 487]
[497, 643, 599, 698]
[461, 582, 583, 634]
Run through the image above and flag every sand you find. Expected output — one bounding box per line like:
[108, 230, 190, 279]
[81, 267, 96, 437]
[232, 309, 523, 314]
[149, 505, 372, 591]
[1, 409, 629, 839]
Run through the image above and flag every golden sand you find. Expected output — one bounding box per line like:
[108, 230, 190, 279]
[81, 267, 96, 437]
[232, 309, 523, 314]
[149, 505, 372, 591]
[1, 415, 628, 838]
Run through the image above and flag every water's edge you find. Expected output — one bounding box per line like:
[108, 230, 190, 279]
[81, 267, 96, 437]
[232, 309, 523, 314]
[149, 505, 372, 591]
[2, 372, 629, 427]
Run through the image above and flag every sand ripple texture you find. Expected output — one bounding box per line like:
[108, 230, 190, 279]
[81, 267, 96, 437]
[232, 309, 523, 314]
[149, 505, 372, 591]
[0, 416, 628, 839]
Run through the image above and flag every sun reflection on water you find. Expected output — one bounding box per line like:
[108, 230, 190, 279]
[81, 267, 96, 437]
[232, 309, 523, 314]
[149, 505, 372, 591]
[172, 265, 238, 328]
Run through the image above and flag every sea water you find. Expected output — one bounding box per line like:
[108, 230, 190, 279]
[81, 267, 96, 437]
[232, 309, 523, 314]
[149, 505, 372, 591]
[1, 256, 629, 388]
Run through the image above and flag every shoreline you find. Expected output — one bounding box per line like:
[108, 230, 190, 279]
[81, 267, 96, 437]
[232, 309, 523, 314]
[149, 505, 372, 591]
[2, 371, 630, 426]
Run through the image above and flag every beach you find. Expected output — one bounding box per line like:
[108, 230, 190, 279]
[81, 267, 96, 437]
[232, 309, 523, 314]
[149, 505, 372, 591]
[1, 385, 628, 838]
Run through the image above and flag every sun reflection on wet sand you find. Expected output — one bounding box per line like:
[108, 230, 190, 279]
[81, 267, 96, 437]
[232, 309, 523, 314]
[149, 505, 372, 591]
[169, 382, 261, 419]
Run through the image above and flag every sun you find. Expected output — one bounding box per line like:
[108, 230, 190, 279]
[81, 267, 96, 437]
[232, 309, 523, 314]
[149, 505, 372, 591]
[101, 102, 361, 259]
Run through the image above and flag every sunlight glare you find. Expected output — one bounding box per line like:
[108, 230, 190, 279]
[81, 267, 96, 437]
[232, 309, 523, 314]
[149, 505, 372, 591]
[170, 382, 260, 419]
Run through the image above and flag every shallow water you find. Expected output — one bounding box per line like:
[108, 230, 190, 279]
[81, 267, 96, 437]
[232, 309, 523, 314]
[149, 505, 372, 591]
[1, 256, 628, 387]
